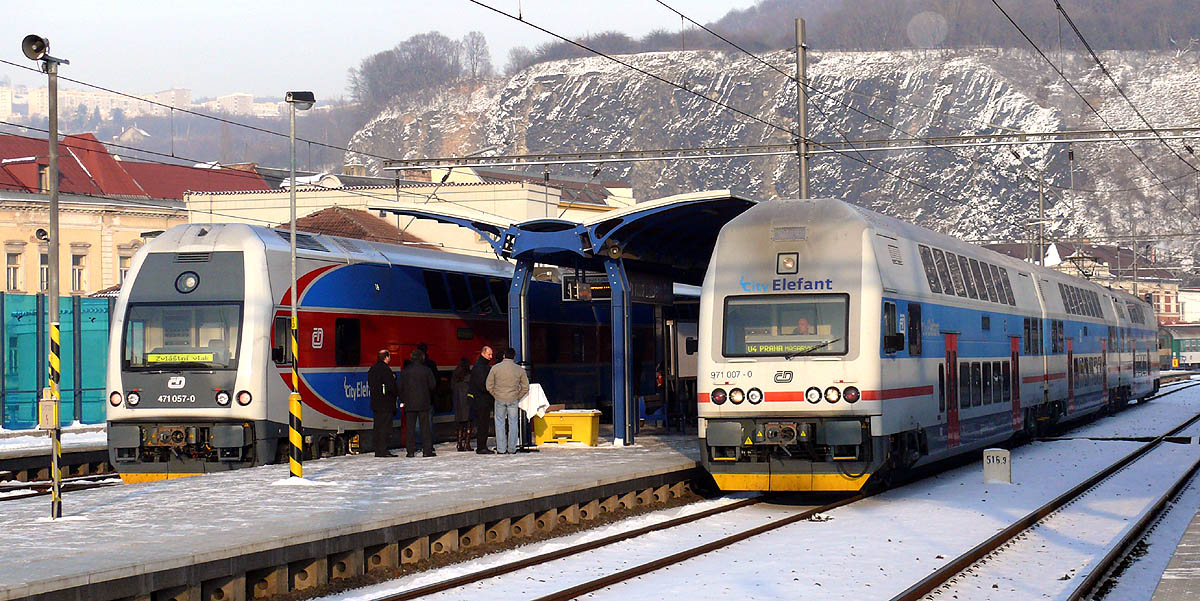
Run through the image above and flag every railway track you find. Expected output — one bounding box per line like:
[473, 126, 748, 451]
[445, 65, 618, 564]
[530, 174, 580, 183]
[0, 447, 112, 482]
[358, 381, 1200, 601]
[890, 409, 1200, 601]
[0, 473, 122, 502]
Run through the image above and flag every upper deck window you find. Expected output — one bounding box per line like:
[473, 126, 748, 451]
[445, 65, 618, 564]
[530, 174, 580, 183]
[722, 293, 849, 357]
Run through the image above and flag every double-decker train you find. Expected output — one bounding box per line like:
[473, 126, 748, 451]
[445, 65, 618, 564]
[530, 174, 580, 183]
[106, 223, 654, 482]
[698, 198, 1159, 492]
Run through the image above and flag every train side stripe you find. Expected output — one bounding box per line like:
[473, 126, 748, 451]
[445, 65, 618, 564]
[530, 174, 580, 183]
[1022, 372, 1066, 384]
[698, 385, 934, 403]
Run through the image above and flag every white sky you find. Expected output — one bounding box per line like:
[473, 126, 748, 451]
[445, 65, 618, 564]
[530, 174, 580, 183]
[2, 0, 758, 102]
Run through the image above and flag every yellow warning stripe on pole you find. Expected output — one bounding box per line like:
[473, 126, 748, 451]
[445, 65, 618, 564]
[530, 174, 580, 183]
[49, 321, 62, 519]
[289, 323, 303, 478]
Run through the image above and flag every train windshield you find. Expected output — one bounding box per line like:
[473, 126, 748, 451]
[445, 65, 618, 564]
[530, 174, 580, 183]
[722, 294, 849, 357]
[122, 303, 242, 370]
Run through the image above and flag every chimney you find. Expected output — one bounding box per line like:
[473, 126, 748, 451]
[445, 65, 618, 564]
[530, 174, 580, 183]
[342, 163, 366, 177]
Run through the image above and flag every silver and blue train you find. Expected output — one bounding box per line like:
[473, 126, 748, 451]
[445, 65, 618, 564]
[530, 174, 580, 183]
[698, 198, 1159, 492]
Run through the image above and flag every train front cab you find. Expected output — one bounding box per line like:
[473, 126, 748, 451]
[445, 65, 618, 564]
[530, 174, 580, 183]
[106, 226, 280, 482]
[698, 199, 892, 493]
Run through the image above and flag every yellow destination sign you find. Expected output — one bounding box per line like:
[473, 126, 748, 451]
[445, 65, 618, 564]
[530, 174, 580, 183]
[745, 343, 821, 354]
[146, 353, 214, 363]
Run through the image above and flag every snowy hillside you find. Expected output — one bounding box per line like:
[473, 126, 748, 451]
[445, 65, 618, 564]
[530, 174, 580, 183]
[345, 48, 1200, 247]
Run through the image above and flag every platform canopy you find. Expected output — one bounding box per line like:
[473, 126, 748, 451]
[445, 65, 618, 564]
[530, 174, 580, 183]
[373, 189, 759, 445]
[372, 189, 758, 286]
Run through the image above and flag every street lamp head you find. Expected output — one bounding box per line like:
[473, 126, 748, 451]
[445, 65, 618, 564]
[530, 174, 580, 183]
[21, 34, 48, 61]
[285, 91, 316, 111]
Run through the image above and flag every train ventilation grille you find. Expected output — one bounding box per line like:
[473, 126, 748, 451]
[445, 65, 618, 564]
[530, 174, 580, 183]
[175, 252, 212, 263]
[887, 244, 903, 265]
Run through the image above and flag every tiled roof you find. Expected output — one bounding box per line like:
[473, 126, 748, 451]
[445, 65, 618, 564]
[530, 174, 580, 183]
[120, 161, 272, 199]
[0, 132, 111, 196]
[280, 206, 431, 246]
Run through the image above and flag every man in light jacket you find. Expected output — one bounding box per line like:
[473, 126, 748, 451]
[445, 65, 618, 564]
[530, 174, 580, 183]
[485, 347, 530, 455]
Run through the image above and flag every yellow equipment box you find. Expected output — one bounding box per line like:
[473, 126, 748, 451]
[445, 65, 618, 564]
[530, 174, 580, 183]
[534, 409, 601, 446]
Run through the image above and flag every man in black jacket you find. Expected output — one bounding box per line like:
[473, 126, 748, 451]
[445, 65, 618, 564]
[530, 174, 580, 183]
[398, 348, 437, 457]
[367, 349, 398, 457]
[467, 345, 495, 454]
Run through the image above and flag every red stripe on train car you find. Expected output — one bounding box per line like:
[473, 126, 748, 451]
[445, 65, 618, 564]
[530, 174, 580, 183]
[1022, 372, 1066, 384]
[860, 385, 934, 400]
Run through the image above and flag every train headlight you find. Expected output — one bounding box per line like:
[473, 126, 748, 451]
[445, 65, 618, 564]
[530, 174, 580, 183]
[126, 391, 141, 406]
[747, 388, 764, 404]
[805, 387, 822, 403]
[711, 388, 728, 405]
[777, 252, 799, 274]
[215, 391, 231, 406]
[236, 390, 253, 406]
[175, 271, 200, 294]
[843, 386, 861, 403]
[824, 386, 841, 403]
[729, 388, 745, 404]
[108, 391, 123, 407]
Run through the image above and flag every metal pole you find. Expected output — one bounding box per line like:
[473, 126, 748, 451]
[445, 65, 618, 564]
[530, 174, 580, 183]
[1038, 177, 1045, 267]
[46, 59, 63, 519]
[795, 18, 809, 199]
[288, 103, 303, 479]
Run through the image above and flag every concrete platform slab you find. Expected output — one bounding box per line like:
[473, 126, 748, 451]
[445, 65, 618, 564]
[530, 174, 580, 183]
[1152, 507, 1200, 601]
[0, 434, 700, 601]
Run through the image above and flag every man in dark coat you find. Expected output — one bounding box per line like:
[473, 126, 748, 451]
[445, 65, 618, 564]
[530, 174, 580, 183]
[367, 349, 398, 457]
[398, 348, 437, 457]
[467, 345, 495, 454]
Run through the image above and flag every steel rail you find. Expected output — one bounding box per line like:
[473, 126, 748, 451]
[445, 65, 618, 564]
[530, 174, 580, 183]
[377, 496, 764, 601]
[889, 402, 1200, 601]
[531, 493, 867, 601]
[0, 475, 120, 502]
[1065, 451, 1200, 601]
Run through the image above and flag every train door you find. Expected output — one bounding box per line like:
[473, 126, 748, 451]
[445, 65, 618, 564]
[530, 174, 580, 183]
[1010, 336, 1021, 431]
[1066, 338, 1075, 415]
[1102, 339, 1109, 406]
[945, 333, 960, 447]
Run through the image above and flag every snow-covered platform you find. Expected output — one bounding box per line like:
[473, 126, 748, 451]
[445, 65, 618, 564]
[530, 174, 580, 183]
[0, 434, 700, 601]
[1152, 507, 1200, 601]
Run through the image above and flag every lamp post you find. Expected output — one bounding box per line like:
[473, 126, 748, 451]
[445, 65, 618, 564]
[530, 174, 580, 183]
[23, 34, 68, 519]
[284, 91, 314, 478]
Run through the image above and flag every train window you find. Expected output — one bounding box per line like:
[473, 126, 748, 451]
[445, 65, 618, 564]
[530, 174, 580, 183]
[467, 276, 494, 314]
[883, 302, 900, 353]
[987, 264, 1005, 304]
[1058, 283, 1070, 314]
[272, 316, 292, 365]
[997, 267, 1016, 305]
[1002, 361, 1011, 402]
[982, 315, 990, 331]
[1034, 319, 1043, 355]
[1023, 318, 1031, 354]
[971, 362, 983, 406]
[945, 252, 968, 297]
[957, 255, 979, 299]
[907, 303, 922, 356]
[447, 273, 472, 312]
[992, 361, 1003, 403]
[489, 278, 510, 314]
[969, 259, 989, 302]
[918, 245, 942, 294]
[423, 271, 452, 311]
[959, 363, 970, 409]
[938, 364, 946, 412]
[723, 294, 850, 357]
[982, 362, 992, 404]
[932, 248, 955, 296]
[979, 261, 999, 303]
[334, 318, 361, 367]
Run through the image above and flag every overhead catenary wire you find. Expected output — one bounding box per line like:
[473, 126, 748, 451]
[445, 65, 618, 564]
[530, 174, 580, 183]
[1051, 0, 1200, 174]
[989, 0, 1200, 223]
[0, 57, 399, 164]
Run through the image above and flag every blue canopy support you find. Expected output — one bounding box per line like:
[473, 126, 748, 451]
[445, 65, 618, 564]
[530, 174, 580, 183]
[372, 190, 758, 446]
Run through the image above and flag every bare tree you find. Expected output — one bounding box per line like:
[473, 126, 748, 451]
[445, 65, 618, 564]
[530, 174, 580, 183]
[506, 46, 535, 75]
[461, 31, 493, 86]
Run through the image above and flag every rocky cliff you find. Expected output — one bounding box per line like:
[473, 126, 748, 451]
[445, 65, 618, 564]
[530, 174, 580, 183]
[345, 48, 1200, 251]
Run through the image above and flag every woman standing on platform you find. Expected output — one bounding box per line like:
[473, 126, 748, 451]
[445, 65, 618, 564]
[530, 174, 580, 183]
[452, 357, 472, 451]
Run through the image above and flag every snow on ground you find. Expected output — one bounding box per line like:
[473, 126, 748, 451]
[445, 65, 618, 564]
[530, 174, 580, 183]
[935, 443, 1198, 600]
[0, 435, 698, 598]
[0, 429, 107, 458]
[315, 384, 1200, 601]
